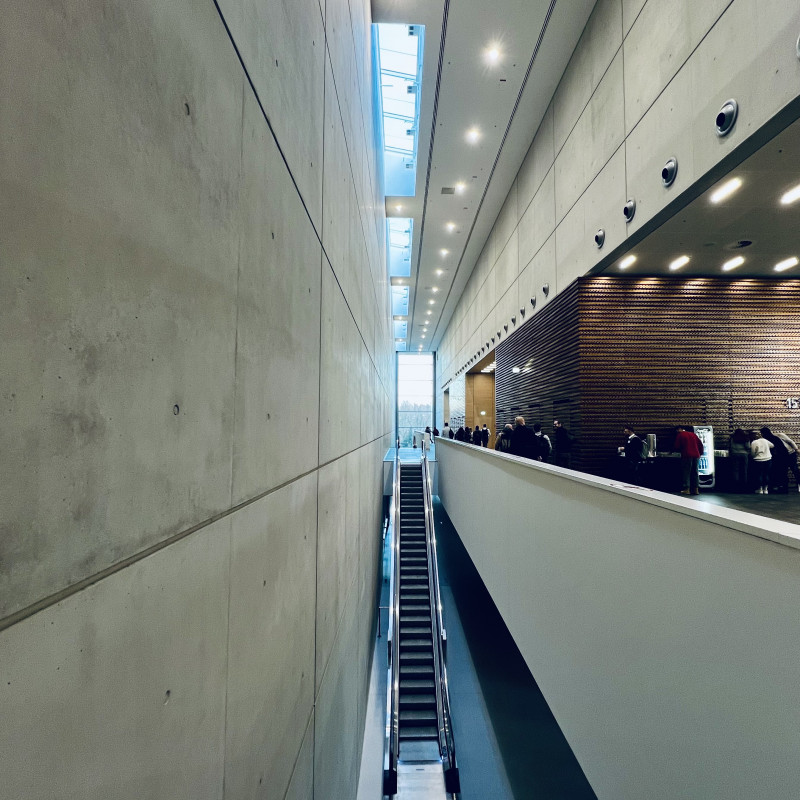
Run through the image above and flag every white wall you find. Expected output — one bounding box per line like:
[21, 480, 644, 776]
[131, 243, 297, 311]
[0, 1, 391, 798]
[437, 440, 800, 799]
[437, 0, 800, 387]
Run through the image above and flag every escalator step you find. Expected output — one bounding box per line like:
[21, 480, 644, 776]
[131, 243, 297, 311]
[400, 626, 432, 636]
[400, 679, 435, 690]
[399, 651, 433, 663]
[400, 615, 430, 624]
[399, 664, 434, 676]
[400, 638, 433, 651]
[400, 709, 437, 723]
[399, 694, 437, 708]
[398, 726, 438, 741]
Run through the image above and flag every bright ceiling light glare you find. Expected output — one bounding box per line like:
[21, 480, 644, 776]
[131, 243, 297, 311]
[446, 222, 456, 232]
[421, 334, 426, 338]
[465, 127, 480, 144]
[709, 177, 742, 204]
[669, 255, 690, 271]
[722, 255, 745, 272]
[619, 255, 637, 269]
[395, 338, 404, 343]
[780, 183, 800, 205]
[485, 46, 500, 65]
[428, 299, 435, 305]
[426, 310, 432, 315]
[395, 204, 403, 212]
[440, 248, 450, 256]
[774, 256, 800, 272]
[455, 181, 466, 193]
[435, 269, 444, 276]
[431, 287, 438, 293]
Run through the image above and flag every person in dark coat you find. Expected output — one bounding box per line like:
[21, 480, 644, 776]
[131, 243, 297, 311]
[761, 427, 789, 492]
[447, 424, 454, 439]
[553, 420, 573, 468]
[472, 426, 482, 446]
[464, 426, 472, 444]
[622, 425, 645, 478]
[455, 426, 466, 442]
[510, 416, 538, 460]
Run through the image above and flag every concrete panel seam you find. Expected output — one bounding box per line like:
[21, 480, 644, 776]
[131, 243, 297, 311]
[282, 706, 316, 800]
[622, 0, 736, 140]
[0, 435, 388, 634]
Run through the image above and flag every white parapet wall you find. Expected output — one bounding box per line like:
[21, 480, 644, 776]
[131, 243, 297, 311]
[436, 439, 800, 800]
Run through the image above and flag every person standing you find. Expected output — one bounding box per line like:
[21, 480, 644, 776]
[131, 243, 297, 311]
[553, 420, 573, 468]
[481, 424, 490, 448]
[761, 427, 789, 492]
[532, 423, 551, 462]
[750, 430, 773, 494]
[774, 430, 800, 491]
[472, 426, 482, 446]
[510, 416, 538, 460]
[728, 428, 750, 492]
[622, 425, 645, 479]
[494, 423, 514, 453]
[674, 425, 703, 495]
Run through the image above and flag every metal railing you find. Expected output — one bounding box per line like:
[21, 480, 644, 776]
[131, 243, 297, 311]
[383, 452, 401, 796]
[422, 451, 460, 794]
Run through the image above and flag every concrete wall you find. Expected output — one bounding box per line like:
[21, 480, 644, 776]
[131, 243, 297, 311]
[0, 1, 391, 798]
[436, 439, 800, 799]
[437, 0, 800, 390]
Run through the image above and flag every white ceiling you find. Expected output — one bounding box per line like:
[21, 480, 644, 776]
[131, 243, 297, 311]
[373, 0, 597, 352]
[596, 118, 800, 278]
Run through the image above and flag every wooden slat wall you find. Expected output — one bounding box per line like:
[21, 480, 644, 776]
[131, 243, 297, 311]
[579, 276, 800, 473]
[494, 276, 800, 474]
[495, 281, 581, 442]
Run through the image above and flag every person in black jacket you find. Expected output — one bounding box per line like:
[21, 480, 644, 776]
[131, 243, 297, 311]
[510, 416, 538, 460]
[455, 426, 466, 442]
[481, 424, 490, 447]
[622, 425, 645, 478]
[495, 424, 514, 453]
[553, 419, 574, 468]
[472, 426, 482, 446]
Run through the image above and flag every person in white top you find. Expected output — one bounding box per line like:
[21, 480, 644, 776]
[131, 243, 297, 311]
[750, 430, 773, 494]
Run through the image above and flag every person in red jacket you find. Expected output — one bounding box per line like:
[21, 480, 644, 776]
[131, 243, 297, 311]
[674, 425, 704, 495]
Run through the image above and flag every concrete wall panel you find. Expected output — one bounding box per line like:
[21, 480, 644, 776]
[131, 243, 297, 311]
[553, 0, 623, 153]
[231, 94, 323, 504]
[217, 0, 325, 228]
[518, 165, 556, 272]
[517, 101, 555, 214]
[224, 475, 318, 800]
[0, 0, 244, 618]
[285, 712, 315, 800]
[623, 0, 733, 135]
[0, 519, 231, 800]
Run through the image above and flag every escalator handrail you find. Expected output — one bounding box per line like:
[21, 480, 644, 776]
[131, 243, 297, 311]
[421, 452, 459, 786]
[383, 453, 401, 793]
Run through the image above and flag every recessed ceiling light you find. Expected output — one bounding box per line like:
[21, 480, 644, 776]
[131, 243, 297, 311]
[446, 222, 456, 232]
[421, 334, 426, 338]
[780, 183, 800, 205]
[619, 255, 636, 269]
[428, 300, 435, 305]
[710, 177, 742, 204]
[465, 128, 480, 144]
[722, 255, 745, 272]
[395, 338, 404, 343]
[431, 287, 438, 293]
[393, 315, 407, 321]
[485, 47, 500, 64]
[435, 269, 444, 276]
[395, 204, 403, 212]
[455, 181, 466, 193]
[426, 310, 432, 315]
[774, 256, 799, 272]
[669, 255, 690, 271]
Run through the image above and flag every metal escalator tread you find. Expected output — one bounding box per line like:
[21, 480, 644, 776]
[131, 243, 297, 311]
[400, 708, 437, 723]
[398, 725, 439, 741]
[399, 651, 433, 662]
[399, 693, 437, 708]
[399, 678, 435, 690]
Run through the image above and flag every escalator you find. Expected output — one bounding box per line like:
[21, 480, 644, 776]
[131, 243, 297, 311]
[384, 453, 459, 797]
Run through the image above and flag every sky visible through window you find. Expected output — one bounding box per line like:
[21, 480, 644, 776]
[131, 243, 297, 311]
[397, 353, 433, 447]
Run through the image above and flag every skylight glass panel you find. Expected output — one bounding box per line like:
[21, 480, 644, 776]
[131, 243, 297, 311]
[376, 23, 424, 196]
[388, 218, 413, 277]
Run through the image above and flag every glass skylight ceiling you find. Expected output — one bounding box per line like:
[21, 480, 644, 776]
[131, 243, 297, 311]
[377, 24, 423, 197]
[387, 218, 413, 277]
